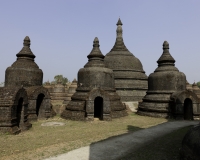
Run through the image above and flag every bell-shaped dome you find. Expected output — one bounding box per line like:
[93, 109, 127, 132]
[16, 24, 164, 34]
[148, 41, 186, 92]
[104, 18, 148, 101]
[77, 37, 115, 91]
[5, 36, 43, 87]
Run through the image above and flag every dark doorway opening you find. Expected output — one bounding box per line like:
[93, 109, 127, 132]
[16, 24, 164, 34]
[184, 98, 193, 120]
[16, 98, 23, 127]
[36, 94, 45, 117]
[94, 97, 103, 120]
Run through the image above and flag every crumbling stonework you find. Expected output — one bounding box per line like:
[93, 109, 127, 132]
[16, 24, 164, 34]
[0, 87, 32, 134]
[64, 82, 70, 92]
[44, 81, 53, 96]
[51, 79, 66, 103]
[138, 41, 200, 119]
[61, 37, 127, 121]
[186, 81, 193, 91]
[26, 86, 52, 121]
[63, 79, 77, 105]
[104, 19, 148, 102]
[47, 79, 67, 114]
[192, 82, 200, 99]
[43, 80, 77, 113]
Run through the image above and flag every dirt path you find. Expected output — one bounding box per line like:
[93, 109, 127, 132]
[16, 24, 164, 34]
[44, 120, 199, 160]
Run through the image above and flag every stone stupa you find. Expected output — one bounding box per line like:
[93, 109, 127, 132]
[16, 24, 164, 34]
[4, 36, 52, 120]
[138, 41, 200, 119]
[61, 37, 127, 121]
[104, 18, 148, 111]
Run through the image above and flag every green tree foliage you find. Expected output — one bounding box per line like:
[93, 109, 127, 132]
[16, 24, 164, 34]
[43, 75, 69, 86]
[53, 75, 69, 86]
[197, 81, 200, 88]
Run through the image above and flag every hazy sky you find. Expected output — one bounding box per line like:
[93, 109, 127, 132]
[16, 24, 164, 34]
[0, 1, 199, 84]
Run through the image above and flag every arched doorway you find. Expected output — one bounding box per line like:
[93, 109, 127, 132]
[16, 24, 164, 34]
[184, 98, 193, 120]
[36, 94, 45, 117]
[94, 97, 103, 120]
[16, 98, 23, 127]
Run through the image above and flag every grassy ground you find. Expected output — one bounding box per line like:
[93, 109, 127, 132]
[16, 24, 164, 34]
[0, 113, 167, 160]
[121, 125, 191, 160]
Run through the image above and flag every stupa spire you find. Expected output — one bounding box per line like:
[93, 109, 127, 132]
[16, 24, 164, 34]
[111, 18, 128, 51]
[87, 37, 104, 59]
[23, 36, 31, 47]
[116, 18, 123, 25]
[157, 41, 175, 66]
[84, 37, 105, 68]
[16, 36, 35, 59]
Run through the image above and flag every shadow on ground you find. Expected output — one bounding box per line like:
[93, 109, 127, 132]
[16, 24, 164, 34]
[88, 123, 193, 160]
[88, 125, 142, 160]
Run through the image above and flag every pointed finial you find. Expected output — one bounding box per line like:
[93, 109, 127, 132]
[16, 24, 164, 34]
[110, 18, 128, 51]
[16, 36, 35, 58]
[87, 37, 104, 59]
[117, 18, 123, 26]
[84, 37, 105, 68]
[23, 36, 31, 47]
[93, 37, 99, 47]
[163, 41, 169, 50]
[156, 41, 176, 66]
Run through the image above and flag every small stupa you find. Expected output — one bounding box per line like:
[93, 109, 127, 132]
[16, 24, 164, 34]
[4, 36, 52, 121]
[51, 78, 66, 103]
[138, 41, 186, 118]
[61, 37, 127, 121]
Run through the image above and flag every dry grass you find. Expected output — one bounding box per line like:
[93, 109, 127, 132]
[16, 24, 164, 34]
[0, 113, 167, 160]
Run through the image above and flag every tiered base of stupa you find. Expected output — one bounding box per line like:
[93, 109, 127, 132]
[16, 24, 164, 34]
[137, 92, 173, 118]
[61, 88, 127, 121]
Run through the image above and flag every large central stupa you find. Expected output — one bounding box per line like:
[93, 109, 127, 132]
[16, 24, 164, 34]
[104, 19, 148, 103]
